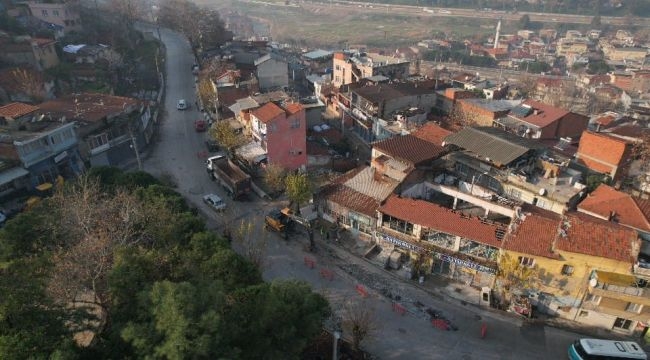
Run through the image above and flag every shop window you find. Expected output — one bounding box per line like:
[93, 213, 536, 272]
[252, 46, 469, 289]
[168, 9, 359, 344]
[561, 264, 574, 276]
[613, 317, 633, 330]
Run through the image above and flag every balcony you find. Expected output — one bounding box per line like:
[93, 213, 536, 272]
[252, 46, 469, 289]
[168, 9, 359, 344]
[589, 271, 650, 306]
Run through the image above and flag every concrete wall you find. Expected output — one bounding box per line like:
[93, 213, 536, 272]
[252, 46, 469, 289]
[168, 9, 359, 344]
[384, 93, 436, 119]
[257, 58, 288, 91]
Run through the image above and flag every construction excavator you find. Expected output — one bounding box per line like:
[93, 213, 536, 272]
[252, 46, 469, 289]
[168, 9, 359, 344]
[264, 206, 316, 251]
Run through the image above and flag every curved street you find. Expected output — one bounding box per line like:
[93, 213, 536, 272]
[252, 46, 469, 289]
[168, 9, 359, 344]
[141, 25, 592, 359]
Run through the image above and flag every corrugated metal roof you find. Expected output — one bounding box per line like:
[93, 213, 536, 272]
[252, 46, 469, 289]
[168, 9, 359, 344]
[344, 166, 399, 201]
[303, 49, 332, 60]
[444, 126, 542, 166]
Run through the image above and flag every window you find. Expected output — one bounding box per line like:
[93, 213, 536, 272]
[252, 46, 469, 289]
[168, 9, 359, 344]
[335, 65, 340, 70]
[290, 118, 300, 129]
[613, 317, 633, 330]
[578, 310, 589, 317]
[585, 294, 601, 304]
[268, 123, 277, 132]
[89, 133, 109, 149]
[42, 9, 48, 16]
[509, 188, 522, 200]
[518, 256, 535, 267]
[626, 303, 643, 314]
[52, 10, 59, 16]
[561, 264, 574, 276]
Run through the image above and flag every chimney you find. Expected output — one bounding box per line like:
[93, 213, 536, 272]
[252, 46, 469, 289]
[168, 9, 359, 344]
[533, 109, 538, 115]
[609, 211, 617, 221]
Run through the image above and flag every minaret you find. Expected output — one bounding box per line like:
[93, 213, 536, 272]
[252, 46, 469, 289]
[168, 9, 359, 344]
[494, 19, 502, 49]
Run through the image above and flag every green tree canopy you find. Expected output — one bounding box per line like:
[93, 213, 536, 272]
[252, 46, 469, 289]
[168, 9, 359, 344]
[0, 167, 329, 358]
[285, 172, 313, 212]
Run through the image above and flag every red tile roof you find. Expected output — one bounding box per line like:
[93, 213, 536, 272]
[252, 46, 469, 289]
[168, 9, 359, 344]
[37, 93, 140, 123]
[31, 38, 56, 47]
[556, 212, 639, 263]
[0, 102, 40, 118]
[333, 52, 347, 60]
[577, 184, 650, 232]
[283, 103, 303, 115]
[411, 122, 453, 147]
[503, 207, 561, 259]
[593, 113, 617, 127]
[251, 102, 284, 123]
[516, 99, 570, 128]
[372, 134, 446, 165]
[378, 195, 507, 247]
[576, 131, 631, 174]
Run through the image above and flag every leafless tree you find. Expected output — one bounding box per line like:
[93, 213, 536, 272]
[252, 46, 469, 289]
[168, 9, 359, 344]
[341, 299, 379, 351]
[45, 176, 158, 313]
[232, 219, 268, 270]
[12, 68, 45, 102]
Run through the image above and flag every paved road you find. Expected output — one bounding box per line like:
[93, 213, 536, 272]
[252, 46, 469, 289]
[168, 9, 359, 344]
[142, 25, 583, 359]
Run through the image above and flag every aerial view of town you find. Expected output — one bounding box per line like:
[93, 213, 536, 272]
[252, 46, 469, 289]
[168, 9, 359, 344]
[2, 0, 650, 358]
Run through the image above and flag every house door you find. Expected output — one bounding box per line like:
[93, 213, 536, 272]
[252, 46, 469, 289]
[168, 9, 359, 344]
[350, 218, 359, 230]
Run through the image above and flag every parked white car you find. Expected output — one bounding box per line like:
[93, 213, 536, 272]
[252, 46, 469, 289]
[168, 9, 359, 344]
[203, 193, 226, 212]
[177, 99, 188, 110]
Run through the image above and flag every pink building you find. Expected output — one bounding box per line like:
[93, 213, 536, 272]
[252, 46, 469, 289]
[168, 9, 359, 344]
[250, 102, 307, 170]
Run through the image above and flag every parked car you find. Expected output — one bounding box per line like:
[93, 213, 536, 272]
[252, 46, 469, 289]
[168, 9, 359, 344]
[194, 119, 207, 132]
[203, 193, 226, 212]
[177, 99, 188, 110]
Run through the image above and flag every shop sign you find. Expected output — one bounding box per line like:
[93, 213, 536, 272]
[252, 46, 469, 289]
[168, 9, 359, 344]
[379, 233, 425, 253]
[438, 253, 496, 274]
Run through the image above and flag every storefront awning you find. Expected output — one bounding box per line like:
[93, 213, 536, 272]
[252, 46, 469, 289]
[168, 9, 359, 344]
[596, 270, 637, 287]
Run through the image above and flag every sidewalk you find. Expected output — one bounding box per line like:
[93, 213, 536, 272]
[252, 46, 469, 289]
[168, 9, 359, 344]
[322, 225, 642, 342]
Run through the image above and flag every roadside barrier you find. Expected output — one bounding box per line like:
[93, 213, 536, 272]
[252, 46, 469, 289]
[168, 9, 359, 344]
[304, 256, 316, 269]
[319, 268, 334, 281]
[392, 302, 406, 316]
[355, 284, 368, 298]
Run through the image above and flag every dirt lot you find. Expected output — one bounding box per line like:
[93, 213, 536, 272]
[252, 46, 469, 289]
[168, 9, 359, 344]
[215, 0, 497, 47]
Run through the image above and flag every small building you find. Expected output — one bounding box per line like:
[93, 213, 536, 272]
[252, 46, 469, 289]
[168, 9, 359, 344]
[494, 100, 589, 141]
[444, 126, 585, 214]
[254, 53, 288, 91]
[26, 1, 81, 36]
[36, 93, 152, 168]
[1, 37, 60, 71]
[455, 99, 521, 127]
[574, 130, 634, 181]
[250, 102, 306, 170]
[332, 52, 410, 88]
